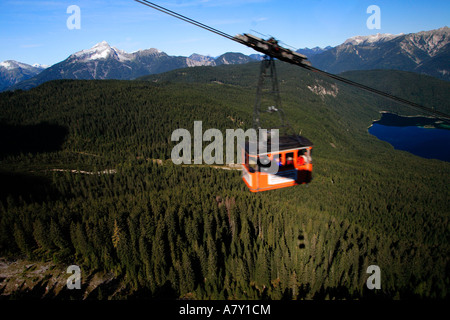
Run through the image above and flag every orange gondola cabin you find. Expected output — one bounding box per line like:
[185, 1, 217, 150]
[241, 134, 313, 192]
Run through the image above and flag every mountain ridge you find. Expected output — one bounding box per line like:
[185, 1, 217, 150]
[309, 26, 450, 80]
[6, 42, 258, 91]
[296, 46, 332, 57]
[4, 26, 449, 91]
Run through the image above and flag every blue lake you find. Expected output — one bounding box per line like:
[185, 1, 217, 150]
[369, 113, 450, 162]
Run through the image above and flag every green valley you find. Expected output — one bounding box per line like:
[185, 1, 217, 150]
[0, 63, 449, 299]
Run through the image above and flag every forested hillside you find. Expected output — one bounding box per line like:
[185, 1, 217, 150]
[0, 63, 449, 299]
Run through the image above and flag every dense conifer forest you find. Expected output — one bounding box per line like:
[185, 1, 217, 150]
[0, 63, 449, 299]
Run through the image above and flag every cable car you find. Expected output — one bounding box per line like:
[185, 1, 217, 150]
[241, 134, 313, 192]
[238, 53, 313, 192]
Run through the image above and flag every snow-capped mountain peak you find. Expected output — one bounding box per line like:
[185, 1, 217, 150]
[73, 41, 113, 61]
[343, 33, 403, 46]
[32, 63, 50, 69]
[0, 60, 17, 70]
[71, 41, 133, 62]
[0, 60, 38, 71]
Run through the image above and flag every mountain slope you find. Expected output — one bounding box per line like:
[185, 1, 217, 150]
[0, 61, 46, 91]
[214, 52, 255, 65]
[309, 27, 450, 80]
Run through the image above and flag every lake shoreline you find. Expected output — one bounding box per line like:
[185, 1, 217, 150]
[371, 112, 449, 130]
[368, 112, 450, 162]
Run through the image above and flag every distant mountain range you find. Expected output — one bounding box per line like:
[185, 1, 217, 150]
[0, 61, 48, 91]
[309, 26, 450, 80]
[2, 26, 448, 91]
[4, 42, 256, 91]
[296, 46, 332, 57]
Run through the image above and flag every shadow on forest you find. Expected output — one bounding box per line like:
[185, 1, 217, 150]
[0, 122, 68, 159]
[0, 122, 68, 205]
[0, 171, 60, 205]
[151, 281, 179, 299]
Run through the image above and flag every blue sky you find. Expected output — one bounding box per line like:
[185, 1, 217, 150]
[1, 0, 449, 66]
